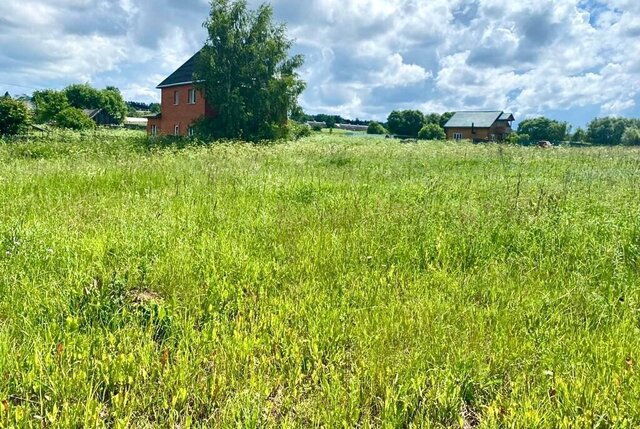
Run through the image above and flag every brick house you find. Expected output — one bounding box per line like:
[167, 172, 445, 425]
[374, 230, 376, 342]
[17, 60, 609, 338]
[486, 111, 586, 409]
[444, 111, 515, 142]
[147, 51, 215, 137]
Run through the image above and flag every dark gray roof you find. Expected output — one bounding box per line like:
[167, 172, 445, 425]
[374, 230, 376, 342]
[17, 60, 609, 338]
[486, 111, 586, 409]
[157, 51, 201, 88]
[444, 111, 503, 128]
[499, 113, 515, 121]
[82, 108, 103, 119]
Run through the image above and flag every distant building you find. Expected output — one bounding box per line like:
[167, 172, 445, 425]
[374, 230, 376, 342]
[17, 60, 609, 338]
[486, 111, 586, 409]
[147, 51, 216, 137]
[83, 108, 119, 126]
[444, 111, 514, 141]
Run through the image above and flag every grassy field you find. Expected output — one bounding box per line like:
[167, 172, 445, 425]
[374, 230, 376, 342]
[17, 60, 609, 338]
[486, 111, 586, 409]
[1, 131, 639, 427]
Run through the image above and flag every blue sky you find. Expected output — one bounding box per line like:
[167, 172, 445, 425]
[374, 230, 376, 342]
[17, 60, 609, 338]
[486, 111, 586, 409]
[0, 0, 639, 127]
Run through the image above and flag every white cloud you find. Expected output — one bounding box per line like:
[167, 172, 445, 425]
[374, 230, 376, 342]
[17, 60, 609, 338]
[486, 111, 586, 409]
[0, 0, 638, 124]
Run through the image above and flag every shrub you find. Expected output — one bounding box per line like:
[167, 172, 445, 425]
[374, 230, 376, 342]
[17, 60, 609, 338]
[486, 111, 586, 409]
[55, 107, 96, 130]
[290, 122, 312, 140]
[418, 123, 445, 140]
[311, 124, 323, 132]
[367, 121, 387, 135]
[0, 96, 31, 136]
[622, 127, 640, 146]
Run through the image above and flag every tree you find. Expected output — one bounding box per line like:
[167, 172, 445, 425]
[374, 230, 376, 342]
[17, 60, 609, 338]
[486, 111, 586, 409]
[367, 121, 387, 135]
[517, 117, 568, 143]
[0, 96, 31, 136]
[99, 88, 127, 124]
[424, 113, 441, 125]
[33, 90, 69, 123]
[418, 123, 445, 140]
[149, 103, 161, 114]
[64, 84, 102, 110]
[55, 107, 95, 130]
[571, 127, 587, 143]
[622, 127, 640, 146]
[439, 112, 454, 128]
[325, 115, 336, 132]
[386, 110, 425, 137]
[194, 0, 305, 141]
[587, 117, 637, 145]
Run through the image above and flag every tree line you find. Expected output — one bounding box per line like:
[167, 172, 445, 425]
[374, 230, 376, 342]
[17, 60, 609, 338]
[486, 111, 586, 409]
[0, 84, 130, 135]
[513, 116, 640, 146]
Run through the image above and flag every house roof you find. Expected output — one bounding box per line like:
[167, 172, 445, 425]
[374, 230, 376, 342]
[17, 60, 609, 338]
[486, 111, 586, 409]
[157, 51, 201, 88]
[444, 111, 505, 128]
[499, 113, 515, 121]
[82, 108, 103, 119]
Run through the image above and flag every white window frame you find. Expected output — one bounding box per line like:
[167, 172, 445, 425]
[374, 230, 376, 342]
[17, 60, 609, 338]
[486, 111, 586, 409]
[188, 126, 195, 137]
[151, 124, 158, 136]
[188, 88, 197, 105]
[453, 132, 463, 140]
[174, 125, 180, 136]
[173, 90, 179, 105]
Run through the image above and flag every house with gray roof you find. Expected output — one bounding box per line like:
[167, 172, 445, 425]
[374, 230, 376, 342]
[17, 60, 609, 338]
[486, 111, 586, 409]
[443, 111, 514, 141]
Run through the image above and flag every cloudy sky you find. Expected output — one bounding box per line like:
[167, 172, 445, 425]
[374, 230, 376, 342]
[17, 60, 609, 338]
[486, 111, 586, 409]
[1, 0, 639, 126]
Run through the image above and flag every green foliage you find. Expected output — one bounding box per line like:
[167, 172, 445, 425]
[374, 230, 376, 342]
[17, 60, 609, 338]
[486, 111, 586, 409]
[194, 0, 305, 141]
[2, 131, 640, 426]
[367, 121, 387, 135]
[289, 121, 312, 139]
[55, 107, 96, 130]
[518, 117, 568, 143]
[507, 132, 531, 145]
[571, 127, 587, 143]
[99, 87, 128, 124]
[386, 110, 425, 137]
[0, 95, 31, 136]
[149, 103, 161, 114]
[587, 117, 640, 145]
[64, 83, 103, 109]
[439, 111, 455, 128]
[324, 116, 336, 130]
[33, 90, 70, 123]
[622, 126, 640, 146]
[418, 123, 445, 140]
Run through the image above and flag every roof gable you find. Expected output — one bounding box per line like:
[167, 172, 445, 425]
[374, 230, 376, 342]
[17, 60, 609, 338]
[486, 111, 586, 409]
[499, 113, 515, 121]
[444, 111, 503, 128]
[157, 51, 201, 88]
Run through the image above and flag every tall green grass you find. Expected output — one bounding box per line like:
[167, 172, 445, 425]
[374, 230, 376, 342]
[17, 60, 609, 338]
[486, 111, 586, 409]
[0, 132, 639, 427]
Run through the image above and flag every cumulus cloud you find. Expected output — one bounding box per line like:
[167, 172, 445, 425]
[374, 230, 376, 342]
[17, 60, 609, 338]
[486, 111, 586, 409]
[0, 0, 638, 124]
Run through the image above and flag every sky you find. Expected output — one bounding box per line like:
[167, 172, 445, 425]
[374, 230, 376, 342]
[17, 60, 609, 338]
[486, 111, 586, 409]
[0, 0, 639, 127]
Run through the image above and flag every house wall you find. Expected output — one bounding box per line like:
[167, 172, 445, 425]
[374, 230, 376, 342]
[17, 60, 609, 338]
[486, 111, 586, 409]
[445, 127, 492, 141]
[446, 123, 513, 141]
[147, 84, 213, 136]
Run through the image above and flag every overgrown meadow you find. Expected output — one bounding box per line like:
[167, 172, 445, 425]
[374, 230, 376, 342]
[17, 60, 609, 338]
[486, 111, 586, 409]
[1, 130, 639, 427]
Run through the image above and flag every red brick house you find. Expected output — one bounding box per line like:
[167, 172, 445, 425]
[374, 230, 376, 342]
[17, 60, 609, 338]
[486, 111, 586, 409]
[147, 51, 215, 137]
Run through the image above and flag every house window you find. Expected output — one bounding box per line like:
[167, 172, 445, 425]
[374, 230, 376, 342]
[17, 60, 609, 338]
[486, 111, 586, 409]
[174, 125, 180, 136]
[151, 125, 158, 136]
[173, 90, 179, 105]
[453, 132, 463, 140]
[188, 126, 195, 137]
[188, 89, 197, 104]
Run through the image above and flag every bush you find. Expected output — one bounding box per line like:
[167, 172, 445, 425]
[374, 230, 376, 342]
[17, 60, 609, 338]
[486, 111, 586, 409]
[290, 122, 312, 140]
[622, 127, 640, 146]
[311, 124, 323, 132]
[55, 107, 96, 130]
[367, 121, 387, 135]
[506, 133, 531, 145]
[418, 123, 445, 140]
[0, 96, 31, 136]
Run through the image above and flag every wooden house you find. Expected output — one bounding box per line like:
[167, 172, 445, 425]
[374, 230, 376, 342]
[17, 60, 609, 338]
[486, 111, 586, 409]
[444, 111, 514, 141]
